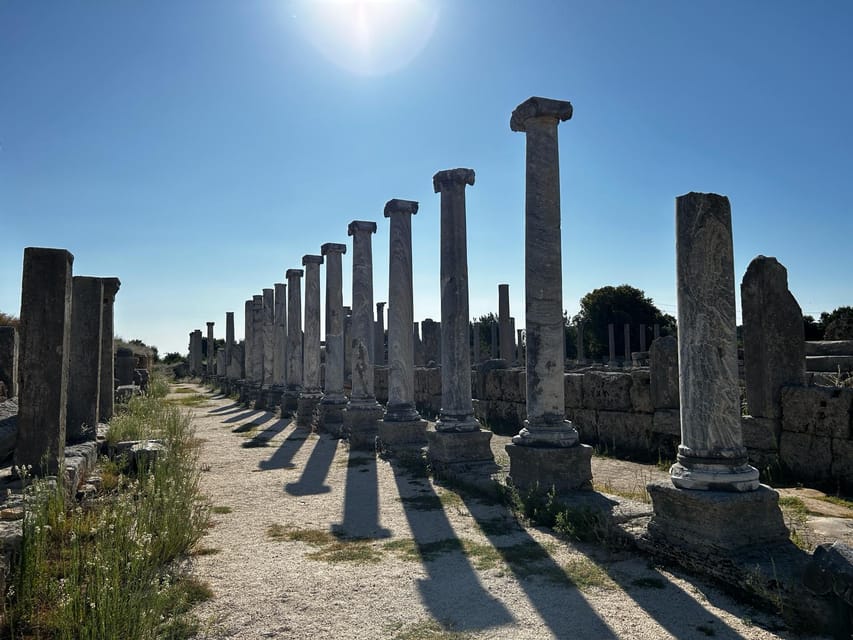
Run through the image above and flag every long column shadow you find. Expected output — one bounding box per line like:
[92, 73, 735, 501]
[389, 460, 514, 632]
[457, 490, 617, 638]
[224, 409, 274, 425]
[257, 423, 310, 470]
[208, 402, 243, 414]
[285, 432, 338, 495]
[242, 419, 288, 449]
[331, 449, 391, 541]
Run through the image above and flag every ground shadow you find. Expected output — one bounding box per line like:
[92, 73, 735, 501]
[242, 419, 288, 449]
[388, 459, 514, 632]
[223, 409, 274, 425]
[285, 432, 338, 496]
[257, 423, 310, 470]
[331, 448, 391, 541]
[208, 402, 243, 415]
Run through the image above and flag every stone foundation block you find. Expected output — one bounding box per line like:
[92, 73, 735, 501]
[296, 395, 321, 428]
[647, 481, 789, 551]
[317, 401, 346, 436]
[831, 438, 853, 486]
[582, 371, 633, 411]
[630, 370, 653, 413]
[563, 373, 584, 409]
[741, 416, 780, 451]
[780, 430, 832, 482]
[652, 409, 681, 436]
[596, 411, 653, 454]
[426, 428, 493, 464]
[378, 419, 428, 454]
[781, 386, 853, 439]
[569, 409, 597, 442]
[505, 442, 593, 493]
[344, 404, 383, 450]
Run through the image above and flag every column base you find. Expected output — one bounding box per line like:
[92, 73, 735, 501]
[344, 402, 384, 451]
[505, 442, 593, 493]
[647, 481, 789, 552]
[512, 421, 579, 447]
[296, 392, 322, 428]
[281, 387, 301, 418]
[254, 386, 271, 410]
[426, 428, 493, 464]
[378, 418, 428, 456]
[434, 411, 481, 433]
[317, 397, 347, 436]
[670, 457, 760, 492]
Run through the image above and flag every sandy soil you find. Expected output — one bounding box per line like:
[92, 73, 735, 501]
[180, 384, 826, 640]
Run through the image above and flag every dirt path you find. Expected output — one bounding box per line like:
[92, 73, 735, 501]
[180, 384, 823, 640]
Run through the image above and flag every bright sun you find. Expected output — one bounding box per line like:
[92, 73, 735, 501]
[291, 0, 440, 76]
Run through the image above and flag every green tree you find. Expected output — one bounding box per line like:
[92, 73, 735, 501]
[0, 311, 19, 328]
[821, 306, 853, 340]
[474, 313, 498, 359]
[573, 285, 676, 359]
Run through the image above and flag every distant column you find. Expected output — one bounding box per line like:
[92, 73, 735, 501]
[206, 322, 215, 378]
[297, 255, 324, 427]
[225, 311, 234, 370]
[623, 323, 631, 367]
[379, 199, 427, 450]
[498, 284, 513, 362]
[98, 277, 120, 422]
[639, 323, 647, 353]
[608, 324, 618, 367]
[67, 276, 103, 442]
[189, 330, 202, 376]
[283, 269, 304, 416]
[506, 96, 591, 492]
[273, 282, 287, 388]
[251, 295, 264, 385]
[16, 248, 73, 475]
[262, 288, 275, 387]
[320, 243, 348, 432]
[375, 302, 387, 366]
[472, 322, 481, 364]
[427, 169, 493, 467]
[577, 320, 586, 364]
[243, 299, 253, 379]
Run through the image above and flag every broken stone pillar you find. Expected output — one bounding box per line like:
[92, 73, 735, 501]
[608, 323, 619, 367]
[428, 169, 493, 467]
[344, 220, 383, 448]
[262, 288, 274, 388]
[576, 320, 586, 364]
[498, 284, 513, 362]
[505, 97, 591, 492]
[16, 247, 73, 475]
[0, 326, 18, 399]
[67, 276, 103, 442]
[115, 347, 135, 386]
[271, 282, 287, 404]
[421, 318, 441, 365]
[206, 322, 215, 378]
[623, 323, 631, 368]
[189, 330, 202, 377]
[650, 336, 680, 409]
[320, 243, 348, 432]
[741, 255, 805, 420]
[379, 199, 427, 451]
[375, 302, 386, 366]
[297, 255, 324, 427]
[225, 311, 234, 372]
[98, 277, 120, 423]
[472, 322, 481, 364]
[283, 270, 304, 417]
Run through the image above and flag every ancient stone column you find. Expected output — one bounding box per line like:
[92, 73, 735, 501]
[639, 323, 647, 352]
[375, 302, 386, 366]
[225, 311, 234, 370]
[510, 318, 517, 363]
[343, 306, 353, 379]
[498, 284, 513, 362]
[262, 288, 275, 389]
[283, 270, 304, 416]
[576, 320, 586, 364]
[206, 322, 215, 378]
[67, 276, 103, 442]
[379, 199, 427, 451]
[428, 169, 493, 466]
[251, 295, 264, 386]
[297, 255, 324, 426]
[344, 220, 383, 448]
[0, 326, 17, 399]
[98, 277, 120, 423]
[115, 347, 135, 386]
[472, 321, 481, 364]
[243, 299, 253, 377]
[506, 97, 591, 492]
[741, 255, 805, 420]
[16, 248, 73, 475]
[272, 282, 287, 404]
[320, 243, 348, 432]
[608, 323, 618, 367]
[189, 330, 202, 376]
[623, 323, 631, 368]
[670, 192, 759, 491]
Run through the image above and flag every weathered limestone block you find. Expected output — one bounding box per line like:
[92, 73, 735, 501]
[806, 341, 853, 356]
[374, 366, 389, 404]
[484, 368, 526, 404]
[630, 369, 652, 413]
[421, 319, 441, 365]
[649, 336, 679, 409]
[597, 411, 653, 453]
[781, 386, 852, 439]
[740, 416, 780, 452]
[830, 439, 853, 487]
[479, 400, 526, 432]
[652, 409, 681, 436]
[569, 408, 597, 443]
[582, 371, 633, 411]
[505, 443, 593, 492]
[741, 256, 805, 419]
[563, 373, 584, 409]
[115, 348, 135, 386]
[779, 431, 832, 481]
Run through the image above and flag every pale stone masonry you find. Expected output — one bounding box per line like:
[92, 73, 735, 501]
[67, 276, 103, 442]
[506, 97, 591, 492]
[16, 248, 73, 475]
[297, 255, 324, 427]
[379, 199, 427, 451]
[320, 242, 348, 432]
[427, 169, 493, 466]
[283, 269, 304, 416]
[98, 277, 120, 422]
[345, 220, 384, 448]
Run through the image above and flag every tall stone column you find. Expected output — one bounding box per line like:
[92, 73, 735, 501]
[343, 306, 353, 380]
[506, 97, 591, 492]
[498, 284, 513, 362]
[206, 322, 215, 378]
[262, 288, 275, 388]
[189, 330, 202, 377]
[375, 302, 386, 365]
[240, 299, 253, 404]
[16, 248, 73, 475]
[647, 193, 785, 556]
[251, 295, 264, 386]
[624, 323, 631, 367]
[379, 199, 427, 451]
[320, 243, 348, 433]
[283, 269, 304, 417]
[344, 220, 383, 449]
[225, 312, 234, 369]
[67, 276, 103, 442]
[297, 255, 324, 426]
[270, 282, 287, 407]
[608, 323, 618, 367]
[98, 277, 120, 423]
[427, 169, 493, 467]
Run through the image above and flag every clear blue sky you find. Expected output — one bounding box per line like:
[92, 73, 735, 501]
[1, 0, 851, 356]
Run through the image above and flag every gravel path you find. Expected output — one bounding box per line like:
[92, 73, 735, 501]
[182, 384, 820, 640]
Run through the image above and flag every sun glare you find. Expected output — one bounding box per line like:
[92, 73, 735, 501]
[291, 0, 440, 76]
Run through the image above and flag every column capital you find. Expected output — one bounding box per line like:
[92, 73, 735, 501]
[376, 301, 386, 311]
[285, 269, 304, 279]
[100, 277, 121, 300]
[263, 287, 274, 294]
[302, 254, 324, 266]
[348, 220, 377, 236]
[321, 242, 347, 256]
[433, 168, 474, 193]
[206, 321, 215, 328]
[384, 198, 419, 217]
[510, 96, 573, 132]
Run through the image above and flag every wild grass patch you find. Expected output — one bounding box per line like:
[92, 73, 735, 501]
[267, 525, 381, 564]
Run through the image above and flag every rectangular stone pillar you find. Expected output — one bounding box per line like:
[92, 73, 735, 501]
[98, 278, 120, 422]
[498, 284, 513, 362]
[16, 248, 73, 474]
[67, 276, 103, 442]
[0, 326, 17, 399]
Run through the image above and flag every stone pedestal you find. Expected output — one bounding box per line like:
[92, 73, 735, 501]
[320, 242, 348, 435]
[426, 428, 493, 469]
[98, 277, 120, 422]
[345, 404, 384, 450]
[67, 277, 103, 442]
[505, 443, 593, 492]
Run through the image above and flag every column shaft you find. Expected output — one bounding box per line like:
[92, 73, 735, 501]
[348, 221, 378, 404]
[67, 276, 103, 442]
[98, 277, 120, 422]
